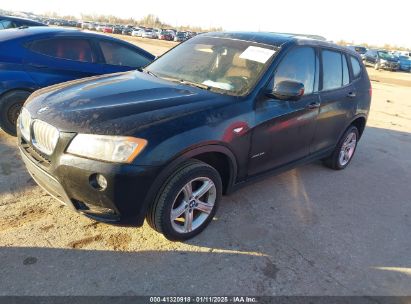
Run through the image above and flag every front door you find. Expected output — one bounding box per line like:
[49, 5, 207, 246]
[24, 37, 102, 87]
[248, 46, 320, 176]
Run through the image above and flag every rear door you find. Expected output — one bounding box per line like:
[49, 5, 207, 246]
[24, 37, 103, 87]
[310, 49, 357, 153]
[95, 39, 153, 73]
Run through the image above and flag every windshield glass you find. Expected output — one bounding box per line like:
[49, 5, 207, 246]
[378, 51, 396, 60]
[146, 36, 277, 96]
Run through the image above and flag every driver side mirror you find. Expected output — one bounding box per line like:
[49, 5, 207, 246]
[267, 80, 305, 101]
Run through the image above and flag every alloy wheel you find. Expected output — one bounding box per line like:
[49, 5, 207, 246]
[339, 131, 357, 166]
[170, 177, 216, 234]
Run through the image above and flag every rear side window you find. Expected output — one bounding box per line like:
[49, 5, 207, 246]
[273, 47, 316, 95]
[98, 40, 151, 68]
[342, 54, 349, 86]
[322, 50, 352, 91]
[350, 56, 362, 78]
[28, 38, 95, 62]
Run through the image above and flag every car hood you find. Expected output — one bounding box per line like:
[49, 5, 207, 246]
[382, 57, 399, 62]
[25, 71, 232, 135]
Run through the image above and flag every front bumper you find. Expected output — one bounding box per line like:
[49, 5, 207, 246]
[18, 131, 162, 226]
[380, 62, 400, 71]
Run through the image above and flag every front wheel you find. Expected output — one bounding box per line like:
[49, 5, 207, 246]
[0, 90, 31, 136]
[323, 126, 359, 170]
[146, 160, 222, 241]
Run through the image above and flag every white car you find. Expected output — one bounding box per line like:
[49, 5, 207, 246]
[131, 28, 143, 37]
[142, 30, 156, 39]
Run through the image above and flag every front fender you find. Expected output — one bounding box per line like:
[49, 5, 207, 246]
[0, 67, 39, 96]
[134, 143, 238, 226]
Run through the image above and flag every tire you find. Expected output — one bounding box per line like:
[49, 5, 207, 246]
[323, 126, 359, 170]
[0, 90, 31, 136]
[146, 159, 222, 241]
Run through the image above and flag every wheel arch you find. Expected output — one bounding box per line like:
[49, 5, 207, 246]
[136, 144, 238, 226]
[0, 87, 36, 100]
[349, 115, 367, 139]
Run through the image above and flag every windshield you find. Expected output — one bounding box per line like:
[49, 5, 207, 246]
[145, 36, 277, 96]
[378, 51, 396, 60]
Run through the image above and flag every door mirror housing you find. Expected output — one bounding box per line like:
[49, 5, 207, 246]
[267, 80, 305, 101]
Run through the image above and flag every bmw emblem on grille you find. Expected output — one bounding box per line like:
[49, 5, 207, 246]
[37, 106, 49, 114]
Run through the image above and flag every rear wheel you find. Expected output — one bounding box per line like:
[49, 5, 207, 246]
[146, 160, 222, 241]
[323, 126, 359, 170]
[0, 90, 31, 136]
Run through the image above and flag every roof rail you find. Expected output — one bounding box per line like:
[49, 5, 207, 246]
[270, 32, 327, 41]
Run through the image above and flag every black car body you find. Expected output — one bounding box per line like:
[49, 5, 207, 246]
[364, 49, 400, 71]
[18, 32, 371, 240]
[0, 15, 46, 29]
[121, 28, 133, 35]
[112, 26, 124, 34]
[347, 45, 367, 60]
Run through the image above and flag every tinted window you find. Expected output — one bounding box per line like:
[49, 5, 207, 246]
[322, 50, 342, 91]
[350, 56, 362, 78]
[99, 41, 151, 68]
[342, 54, 349, 86]
[0, 20, 14, 29]
[274, 47, 316, 95]
[29, 38, 95, 62]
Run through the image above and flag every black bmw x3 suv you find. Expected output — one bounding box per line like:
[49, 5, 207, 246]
[18, 32, 371, 240]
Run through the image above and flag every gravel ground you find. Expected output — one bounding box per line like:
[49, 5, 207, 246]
[0, 38, 410, 295]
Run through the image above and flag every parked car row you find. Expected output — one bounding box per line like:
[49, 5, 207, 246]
[2, 14, 201, 43]
[79, 21, 197, 42]
[348, 45, 411, 72]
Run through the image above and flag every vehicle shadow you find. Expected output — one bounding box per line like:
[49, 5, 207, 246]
[1, 126, 411, 295]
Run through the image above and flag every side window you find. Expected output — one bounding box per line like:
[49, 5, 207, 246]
[273, 47, 316, 95]
[99, 40, 151, 68]
[0, 20, 14, 29]
[350, 56, 362, 79]
[322, 50, 342, 91]
[28, 38, 95, 63]
[342, 54, 349, 86]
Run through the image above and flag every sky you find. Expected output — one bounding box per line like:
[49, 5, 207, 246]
[3, 0, 411, 48]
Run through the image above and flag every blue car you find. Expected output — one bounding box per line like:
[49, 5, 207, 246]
[0, 15, 46, 30]
[398, 55, 411, 72]
[0, 27, 155, 135]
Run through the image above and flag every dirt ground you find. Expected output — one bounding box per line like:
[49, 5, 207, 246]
[0, 37, 411, 296]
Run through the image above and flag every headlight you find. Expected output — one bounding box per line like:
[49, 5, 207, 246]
[19, 107, 31, 141]
[380, 59, 387, 64]
[67, 134, 147, 163]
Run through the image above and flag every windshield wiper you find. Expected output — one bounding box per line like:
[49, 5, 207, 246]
[155, 76, 211, 91]
[138, 68, 159, 78]
[179, 80, 211, 91]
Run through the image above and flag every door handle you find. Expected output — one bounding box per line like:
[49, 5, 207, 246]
[306, 102, 320, 109]
[347, 92, 357, 98]
[29, 63, 48, 69]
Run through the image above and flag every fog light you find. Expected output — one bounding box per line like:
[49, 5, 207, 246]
[90, 173, 107, 191]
